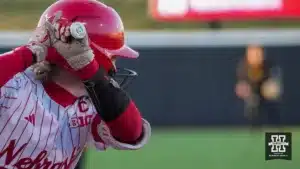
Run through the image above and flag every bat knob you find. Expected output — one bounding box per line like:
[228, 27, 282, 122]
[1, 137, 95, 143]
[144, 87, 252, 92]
[70, 22, 87, 39]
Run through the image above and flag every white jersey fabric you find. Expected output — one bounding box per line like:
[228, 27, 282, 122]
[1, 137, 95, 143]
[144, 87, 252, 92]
[0, 69, 151, 169]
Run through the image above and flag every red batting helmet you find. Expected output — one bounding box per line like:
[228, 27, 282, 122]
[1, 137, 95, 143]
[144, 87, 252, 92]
[38, 0, 138, 88]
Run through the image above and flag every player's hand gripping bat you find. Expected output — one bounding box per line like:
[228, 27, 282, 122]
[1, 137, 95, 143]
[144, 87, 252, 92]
[28, 10, 91, 80]
[44, 11, 95, 77]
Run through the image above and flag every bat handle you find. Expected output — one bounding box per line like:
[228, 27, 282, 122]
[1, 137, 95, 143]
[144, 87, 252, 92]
[70, 22, 87, 40]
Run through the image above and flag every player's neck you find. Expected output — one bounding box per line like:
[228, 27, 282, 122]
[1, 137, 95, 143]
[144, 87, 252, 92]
[49, 68, 88, 97]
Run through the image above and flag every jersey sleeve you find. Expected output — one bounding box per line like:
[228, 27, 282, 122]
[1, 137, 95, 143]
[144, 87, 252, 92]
[0, 73, 28, 113]
[88, 114, 151, 150]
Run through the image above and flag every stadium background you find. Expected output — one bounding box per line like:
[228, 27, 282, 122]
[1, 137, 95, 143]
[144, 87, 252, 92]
[1, 0, 300, 169]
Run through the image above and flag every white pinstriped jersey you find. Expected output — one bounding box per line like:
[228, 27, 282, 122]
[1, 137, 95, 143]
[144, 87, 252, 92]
[0, 69, 151, 169]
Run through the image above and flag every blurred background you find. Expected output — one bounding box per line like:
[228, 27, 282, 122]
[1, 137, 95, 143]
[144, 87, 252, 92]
[1, 0, 300, 169]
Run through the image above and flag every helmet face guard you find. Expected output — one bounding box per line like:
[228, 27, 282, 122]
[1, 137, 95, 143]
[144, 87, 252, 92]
[91, 43, 139, 89]
[109, 68, 138, 89]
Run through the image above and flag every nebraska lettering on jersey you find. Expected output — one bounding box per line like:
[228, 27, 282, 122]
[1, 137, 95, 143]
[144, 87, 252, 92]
[0, 140, 80, 169]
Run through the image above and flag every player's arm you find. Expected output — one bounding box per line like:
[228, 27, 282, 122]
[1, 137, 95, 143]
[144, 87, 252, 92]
[261, 61, 282, 100]
[84, 68, 150, 149]
[0, 24, 59, 87]
[0, 44, 50, 113]
[0, 46, 34, 87]
[235, 59, 251, 99]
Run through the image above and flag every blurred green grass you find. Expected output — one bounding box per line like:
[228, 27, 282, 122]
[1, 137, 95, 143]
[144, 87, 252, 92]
[1, 0, 300, 30]
[85, 128, 300, 169]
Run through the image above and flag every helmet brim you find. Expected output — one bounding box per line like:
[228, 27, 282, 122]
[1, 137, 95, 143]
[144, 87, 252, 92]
[107, 45, 139, 59]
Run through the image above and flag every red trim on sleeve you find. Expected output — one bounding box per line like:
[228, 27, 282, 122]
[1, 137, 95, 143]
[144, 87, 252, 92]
[91, 101, 143, 143]
[0, 46, 33, 87]
[106, 101, 143, 143]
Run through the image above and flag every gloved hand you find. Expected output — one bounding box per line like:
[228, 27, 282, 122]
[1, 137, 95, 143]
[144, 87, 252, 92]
[26, 23, 58, 80]
[27, 27, 49, 63]
[43, 11, 99, 80]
